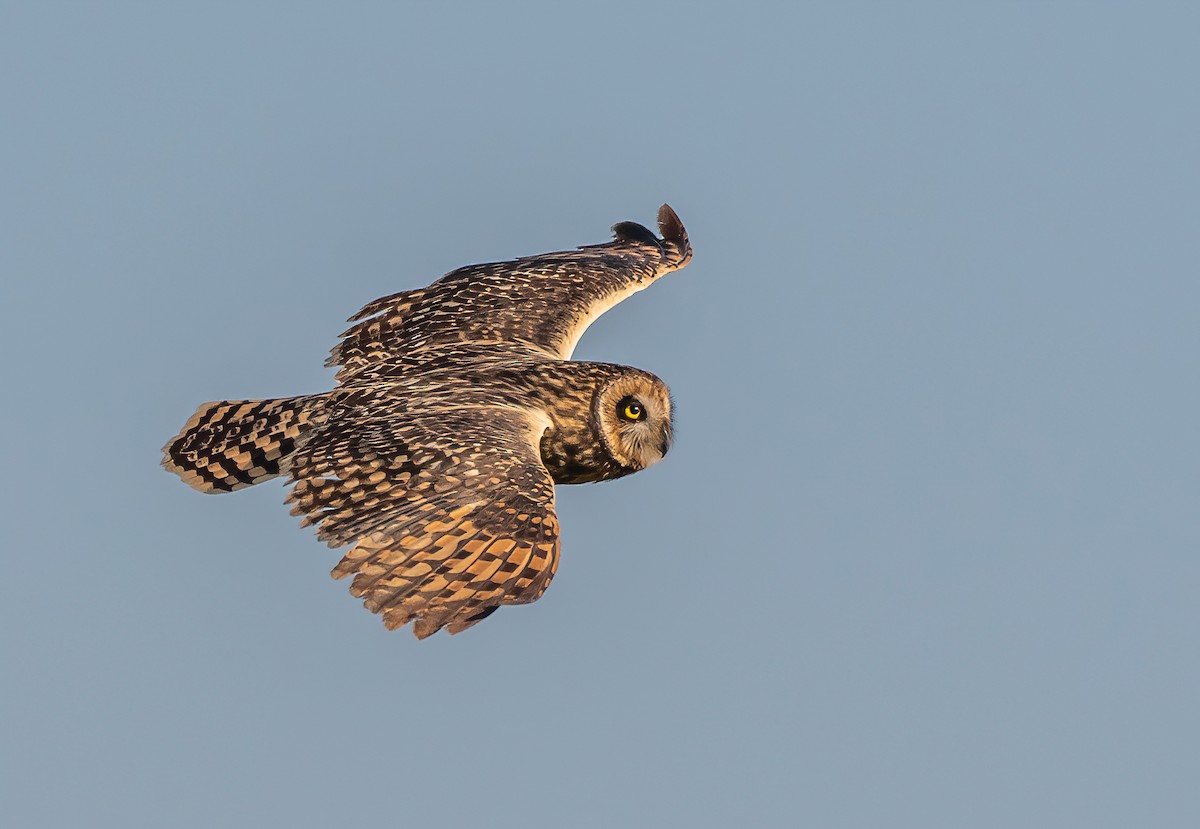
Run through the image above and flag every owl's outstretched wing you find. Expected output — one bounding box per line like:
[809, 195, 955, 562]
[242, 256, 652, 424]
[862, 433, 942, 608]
[328, 204, 692, 382]
[285, 396, 559, 638]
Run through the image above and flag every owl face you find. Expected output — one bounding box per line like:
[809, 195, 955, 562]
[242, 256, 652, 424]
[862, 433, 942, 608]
[593, 372, 673, 472]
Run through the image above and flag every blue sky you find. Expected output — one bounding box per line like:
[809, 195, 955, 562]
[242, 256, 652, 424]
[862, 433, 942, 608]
[3, 3, 1198, 827]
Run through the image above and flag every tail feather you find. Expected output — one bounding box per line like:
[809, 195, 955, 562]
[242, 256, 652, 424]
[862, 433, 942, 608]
[162, 395, 321, 493]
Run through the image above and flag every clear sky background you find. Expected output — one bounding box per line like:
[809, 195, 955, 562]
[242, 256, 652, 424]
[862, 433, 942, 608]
[3, 3, 1198, 827]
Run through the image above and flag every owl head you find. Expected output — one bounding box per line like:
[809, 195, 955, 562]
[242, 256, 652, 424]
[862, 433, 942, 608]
[593, 370, 674, 471]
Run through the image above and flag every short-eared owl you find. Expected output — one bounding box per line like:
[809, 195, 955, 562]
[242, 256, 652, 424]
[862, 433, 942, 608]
[163, 204, 692, 638]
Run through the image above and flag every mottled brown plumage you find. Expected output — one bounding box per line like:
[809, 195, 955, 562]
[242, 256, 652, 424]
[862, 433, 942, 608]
[163, 204, 691, 638]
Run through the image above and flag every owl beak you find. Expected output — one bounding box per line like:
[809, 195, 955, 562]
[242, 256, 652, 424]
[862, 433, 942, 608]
[658, 424, 672, 457]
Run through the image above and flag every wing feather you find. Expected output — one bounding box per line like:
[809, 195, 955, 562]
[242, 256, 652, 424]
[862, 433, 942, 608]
[328, 204, 691, 382]
[287, 402, 560, 638]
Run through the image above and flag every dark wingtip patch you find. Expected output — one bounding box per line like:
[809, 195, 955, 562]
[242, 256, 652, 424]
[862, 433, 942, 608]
[611, 220, 664, 250]
[594, 205, 690, 269]
[657, 203, 691, 267]
[657, 204, 686, 246]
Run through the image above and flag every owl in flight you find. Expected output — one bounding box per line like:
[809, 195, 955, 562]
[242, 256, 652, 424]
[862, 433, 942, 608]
[163, 204, 692, 638]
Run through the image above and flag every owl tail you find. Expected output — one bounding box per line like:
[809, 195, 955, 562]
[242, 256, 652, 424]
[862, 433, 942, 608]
[162, 395, 323, 493]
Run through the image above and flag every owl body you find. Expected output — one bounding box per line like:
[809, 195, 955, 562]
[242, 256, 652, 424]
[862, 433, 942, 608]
[316, 356, 669, 484]
[164, 205, 691, 638]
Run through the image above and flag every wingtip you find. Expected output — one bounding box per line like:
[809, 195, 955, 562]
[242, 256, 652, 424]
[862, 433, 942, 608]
[657, 203, 683, 241]
[596, 203, 691, 269]
[657, 203, 691, 267]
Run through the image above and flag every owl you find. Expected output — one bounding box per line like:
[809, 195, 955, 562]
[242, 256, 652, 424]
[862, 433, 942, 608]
[162, 204, 692, 638]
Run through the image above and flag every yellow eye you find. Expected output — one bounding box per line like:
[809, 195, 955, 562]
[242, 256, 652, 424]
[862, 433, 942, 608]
[619, 398, 644, 421]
